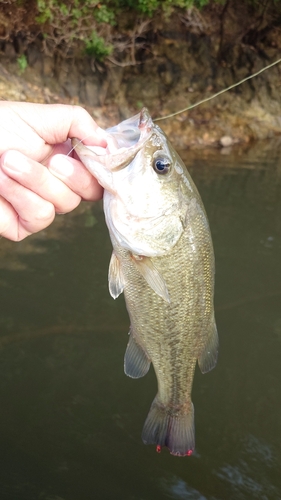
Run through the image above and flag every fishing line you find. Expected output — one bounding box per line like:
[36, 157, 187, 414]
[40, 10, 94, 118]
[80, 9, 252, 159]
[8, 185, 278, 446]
[154, 57, 281, 122]
[67, 135, 92, 156]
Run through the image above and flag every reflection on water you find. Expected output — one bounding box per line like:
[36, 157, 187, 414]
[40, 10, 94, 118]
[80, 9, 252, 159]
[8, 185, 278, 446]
[160, 476, 210, 499]
[215, 434, 278, 499]
[0, 140, 281, 499]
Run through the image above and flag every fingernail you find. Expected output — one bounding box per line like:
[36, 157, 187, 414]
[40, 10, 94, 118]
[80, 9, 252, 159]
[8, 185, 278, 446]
[3, 150, 32, 174]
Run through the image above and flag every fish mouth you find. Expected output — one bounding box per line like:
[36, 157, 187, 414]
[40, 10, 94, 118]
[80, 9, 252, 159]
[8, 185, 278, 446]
[139, 107, 153, 131]
[72, 108, 153, 173]
[105, 107, 153, 172]
[107, 108, 153, 172]
[106, 107, 153, 150]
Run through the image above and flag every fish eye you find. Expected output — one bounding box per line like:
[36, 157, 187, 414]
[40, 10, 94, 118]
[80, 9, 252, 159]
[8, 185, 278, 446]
[153, 157, 171, 175]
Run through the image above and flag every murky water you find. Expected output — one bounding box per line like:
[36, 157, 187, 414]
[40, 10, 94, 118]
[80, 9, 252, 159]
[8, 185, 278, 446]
[0, 139, 281, 500]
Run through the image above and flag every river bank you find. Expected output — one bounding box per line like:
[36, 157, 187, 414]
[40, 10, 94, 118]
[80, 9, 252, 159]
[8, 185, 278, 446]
[0, 2, 281, 149]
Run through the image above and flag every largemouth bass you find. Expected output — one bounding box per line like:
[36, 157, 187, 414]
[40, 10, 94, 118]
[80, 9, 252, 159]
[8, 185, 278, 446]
[72, 108, 218, 456]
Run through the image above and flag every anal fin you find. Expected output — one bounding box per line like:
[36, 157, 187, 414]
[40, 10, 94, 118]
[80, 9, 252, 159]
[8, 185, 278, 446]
[108, 251, 124, 299]
[131, 254, 170, 303]
[198, 322, 219, 374]
[124, 331, 151, 379]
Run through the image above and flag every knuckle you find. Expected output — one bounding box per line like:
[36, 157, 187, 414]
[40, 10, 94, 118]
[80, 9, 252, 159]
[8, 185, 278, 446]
[78, 175, 94, 193]
[72, 105, 89, 120]
[59, 195, 81, 214]
[35, 202, 55, 223]
[55, 196, 81, 214]
[15, 231, 30, 242]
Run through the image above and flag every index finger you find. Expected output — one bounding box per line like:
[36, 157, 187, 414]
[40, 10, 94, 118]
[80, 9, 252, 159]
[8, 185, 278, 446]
[0, 102, 109, 149]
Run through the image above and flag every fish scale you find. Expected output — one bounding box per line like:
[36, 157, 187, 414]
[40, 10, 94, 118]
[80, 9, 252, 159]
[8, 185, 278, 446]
[72, 108, 218, 456]
[110, 207, 215, 455]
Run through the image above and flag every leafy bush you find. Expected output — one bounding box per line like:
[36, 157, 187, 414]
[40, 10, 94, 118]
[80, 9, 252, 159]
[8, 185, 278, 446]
[17, 54, 28, 74]
[84, 32, 113, 60]
[36, 0, 115, 59]
[35, 0, 216, 60]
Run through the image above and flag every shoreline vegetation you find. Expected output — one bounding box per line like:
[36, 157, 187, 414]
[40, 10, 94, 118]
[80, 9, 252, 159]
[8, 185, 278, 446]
[1, 0, 281, 148]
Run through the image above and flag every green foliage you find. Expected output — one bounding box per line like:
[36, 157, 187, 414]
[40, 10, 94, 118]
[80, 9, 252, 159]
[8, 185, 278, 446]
[94, 4, 116, 24]
[35, 0, 116, 60]
[36, 0, 53, 23]
[36, 0, 117, 26]
[85, 32, 113, 60]
[135, 0, 160, 16]
[17, 54, 28, 73]
[34, 0, 222, 59]
[3, 0, 279, 67]
[111, 0, 212, 16]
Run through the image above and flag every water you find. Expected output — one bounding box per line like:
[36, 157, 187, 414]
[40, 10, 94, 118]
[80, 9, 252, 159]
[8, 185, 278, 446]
[0, 139, 281, 499]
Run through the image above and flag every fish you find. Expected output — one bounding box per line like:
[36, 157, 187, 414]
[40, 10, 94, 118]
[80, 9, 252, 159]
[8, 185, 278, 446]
[72, 108, 218, 456]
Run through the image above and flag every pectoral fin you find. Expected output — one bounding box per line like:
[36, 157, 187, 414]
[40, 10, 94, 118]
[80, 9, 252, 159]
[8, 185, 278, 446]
[131, 255, 170, 303]
[124, 330, 151, 378]
[108, 252, 124, 299]
[198, 322, 219, 374]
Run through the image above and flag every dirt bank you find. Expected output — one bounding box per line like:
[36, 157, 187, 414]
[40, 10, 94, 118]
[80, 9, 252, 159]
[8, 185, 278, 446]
[0, 2, 281, 148]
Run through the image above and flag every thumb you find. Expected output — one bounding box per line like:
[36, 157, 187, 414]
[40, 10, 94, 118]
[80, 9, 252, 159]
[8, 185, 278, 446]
[6, 102, 109, 147]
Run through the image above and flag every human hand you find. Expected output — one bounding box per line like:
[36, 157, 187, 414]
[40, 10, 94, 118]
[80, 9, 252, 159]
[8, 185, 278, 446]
[0, 101, 108, 241]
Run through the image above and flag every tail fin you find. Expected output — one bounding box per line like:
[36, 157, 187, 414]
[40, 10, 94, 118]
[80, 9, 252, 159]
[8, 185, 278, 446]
[141, 397, 195, 456]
